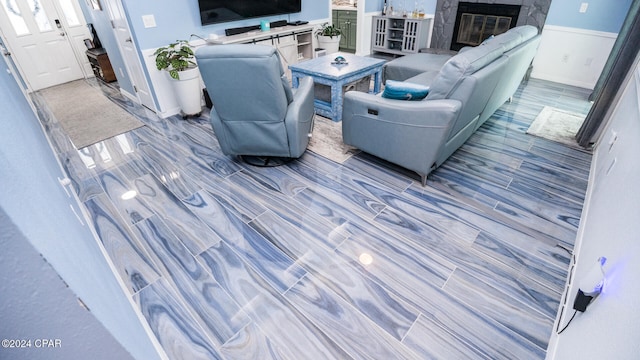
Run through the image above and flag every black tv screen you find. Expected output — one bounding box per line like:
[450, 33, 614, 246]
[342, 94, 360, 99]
[199, 0, 302, 26]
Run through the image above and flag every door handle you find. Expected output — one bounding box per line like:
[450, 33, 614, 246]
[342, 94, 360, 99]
[59, 32, 66, 37]
[125, 37, 132, 42]
[2, 50, 10, 56]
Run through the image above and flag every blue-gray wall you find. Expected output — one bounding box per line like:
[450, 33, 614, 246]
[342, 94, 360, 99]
[366, 0, 382, 12]
[545, 0, 633, 32]
[0, 210, 135, 360]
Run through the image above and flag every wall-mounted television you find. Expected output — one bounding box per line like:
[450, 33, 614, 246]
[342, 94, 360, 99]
[199, 0, 302, 26]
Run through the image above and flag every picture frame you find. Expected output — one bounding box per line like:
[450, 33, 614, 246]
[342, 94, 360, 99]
[89, 0, 101, 10]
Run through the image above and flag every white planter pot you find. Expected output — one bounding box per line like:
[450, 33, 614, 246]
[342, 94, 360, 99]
[317, 35, 341, 54]
[168, 66, 201, 116]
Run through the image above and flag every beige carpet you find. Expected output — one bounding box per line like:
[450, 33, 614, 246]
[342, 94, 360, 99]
[40, 80, 144, 149]
[307, 115, 359, 163]
[526, 106, 585, 147]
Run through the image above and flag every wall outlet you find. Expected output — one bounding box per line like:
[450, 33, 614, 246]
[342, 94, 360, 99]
[580, 3, 589, 13]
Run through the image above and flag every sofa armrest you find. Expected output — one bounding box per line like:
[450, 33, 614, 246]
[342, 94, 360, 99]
[342, 91, 462, 178]
[285, 76, 315, 157]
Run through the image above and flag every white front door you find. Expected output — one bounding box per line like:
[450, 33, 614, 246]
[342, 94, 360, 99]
[102, 0, 155, 110]
[0, 0, 91, 91]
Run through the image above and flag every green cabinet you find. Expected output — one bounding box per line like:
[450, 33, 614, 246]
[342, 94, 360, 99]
[333, 10, 357, 52]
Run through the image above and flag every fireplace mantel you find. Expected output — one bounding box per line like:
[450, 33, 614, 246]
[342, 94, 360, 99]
[431, 0, 551, 50]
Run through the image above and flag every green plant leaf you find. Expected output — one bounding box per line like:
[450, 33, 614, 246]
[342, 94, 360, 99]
[154, 40, 196, 75]
[315, 22, 342, 38]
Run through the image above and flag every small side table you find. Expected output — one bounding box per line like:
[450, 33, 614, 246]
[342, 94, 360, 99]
[86, 48, 116, 83]
[289, 53, 385, 122]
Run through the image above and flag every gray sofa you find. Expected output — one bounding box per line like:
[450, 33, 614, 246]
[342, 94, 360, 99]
[342, 25, 540, 185]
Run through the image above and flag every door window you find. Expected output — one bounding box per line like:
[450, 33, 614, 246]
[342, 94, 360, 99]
[27, 0, 53, 32]
[58, 0, 79, 26]
[1, 0, 29, 35]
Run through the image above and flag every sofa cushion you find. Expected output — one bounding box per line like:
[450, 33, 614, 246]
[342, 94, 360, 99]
[510, 25, 539, 42]
[384, 53, 454, 82]
[404, 70, 440, 87]
[427, 45, 504, 100]
[490, 25, 538, 52]
[382, 80, 430, 100]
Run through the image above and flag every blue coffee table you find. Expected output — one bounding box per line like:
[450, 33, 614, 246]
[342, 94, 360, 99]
[289, 53, 385, 122]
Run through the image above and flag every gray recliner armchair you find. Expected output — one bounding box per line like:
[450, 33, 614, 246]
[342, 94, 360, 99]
[195, 44, 314, 165]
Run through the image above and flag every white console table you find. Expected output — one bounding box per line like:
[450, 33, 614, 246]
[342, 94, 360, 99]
[207, 24, 316, 66]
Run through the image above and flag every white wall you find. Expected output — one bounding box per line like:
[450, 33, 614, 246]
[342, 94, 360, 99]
[547, 53, 640, 359]
[532, 25, 617, 89]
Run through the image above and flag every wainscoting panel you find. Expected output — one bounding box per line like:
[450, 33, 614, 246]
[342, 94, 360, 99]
[531, 25, 618, 89]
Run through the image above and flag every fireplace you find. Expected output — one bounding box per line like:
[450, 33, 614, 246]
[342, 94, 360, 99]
[450, 3, 520, 51]
[431, 0, 552, 51]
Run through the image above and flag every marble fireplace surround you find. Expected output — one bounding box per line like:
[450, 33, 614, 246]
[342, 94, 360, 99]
[431, 0, 552, 50]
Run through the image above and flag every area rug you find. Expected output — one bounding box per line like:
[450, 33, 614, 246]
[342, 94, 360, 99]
[526, 106, 585, 147]
[39, 80, 144, 149]
[307, 115, 359, 163]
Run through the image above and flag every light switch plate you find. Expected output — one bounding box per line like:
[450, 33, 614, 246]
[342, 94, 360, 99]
[142, 14, 156, 28]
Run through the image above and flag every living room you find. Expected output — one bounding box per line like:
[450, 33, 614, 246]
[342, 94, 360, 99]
[1, 1, 639, 359]
[78, 0, 630, 117]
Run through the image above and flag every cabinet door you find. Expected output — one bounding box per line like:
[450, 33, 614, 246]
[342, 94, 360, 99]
[402, 20, 422, 53]
[253, 38, 273, 46]
[275, 35, 298, 78]
[346, 20, 357, 51]
[336, 11, 357, 52]
[336, 17, 350, 48]
[372, 17, 388, 50]
[277, 41, 298, 67]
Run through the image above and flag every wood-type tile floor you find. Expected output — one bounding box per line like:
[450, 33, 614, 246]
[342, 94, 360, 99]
[34, 77, 592, 359]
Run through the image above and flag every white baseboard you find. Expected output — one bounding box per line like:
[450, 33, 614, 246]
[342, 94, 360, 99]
[157, 107, 181, 119]
[120, 88, 138, 103]
[531, 25, 618, 90]
[530, 73, 598, 90]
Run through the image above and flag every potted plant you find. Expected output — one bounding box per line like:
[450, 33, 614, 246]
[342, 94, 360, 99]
[154, 40, 202, 116]
[315, 23, 342, 54]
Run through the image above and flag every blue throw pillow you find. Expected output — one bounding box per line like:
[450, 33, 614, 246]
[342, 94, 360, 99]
[382, 80, 429, 101]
